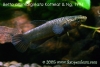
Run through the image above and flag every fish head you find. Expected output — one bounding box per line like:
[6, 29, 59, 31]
[63, 15, 87, 28]
[66, 15, 87, 23]
[74, 15, 87, 23]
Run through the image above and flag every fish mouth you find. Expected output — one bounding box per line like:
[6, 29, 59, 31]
[82, 16, 87, 22]
[78, 15, 87, 22]
[82, 16, 87, 20]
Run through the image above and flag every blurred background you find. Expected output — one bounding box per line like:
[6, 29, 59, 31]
[0, 0, 98, 20]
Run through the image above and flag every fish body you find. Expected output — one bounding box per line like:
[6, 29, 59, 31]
[12, 15, 87, 52]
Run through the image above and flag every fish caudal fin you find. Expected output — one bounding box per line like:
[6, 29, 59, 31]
[12, 34, 29, 53]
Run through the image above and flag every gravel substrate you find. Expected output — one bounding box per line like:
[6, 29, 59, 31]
[0, 61, 62, 67]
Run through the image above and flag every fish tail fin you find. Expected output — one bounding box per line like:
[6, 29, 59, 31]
[12, 34, 29, 53]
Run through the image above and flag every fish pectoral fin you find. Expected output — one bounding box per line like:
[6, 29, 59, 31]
[52, 24, 64, 34]
[12, 34, 29, 53]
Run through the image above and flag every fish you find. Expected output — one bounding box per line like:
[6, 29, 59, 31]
[12, 15, 87, 53]
[0, 26, 22, 44]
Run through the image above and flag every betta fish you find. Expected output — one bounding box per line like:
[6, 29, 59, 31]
[11, 15, 87, 53]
